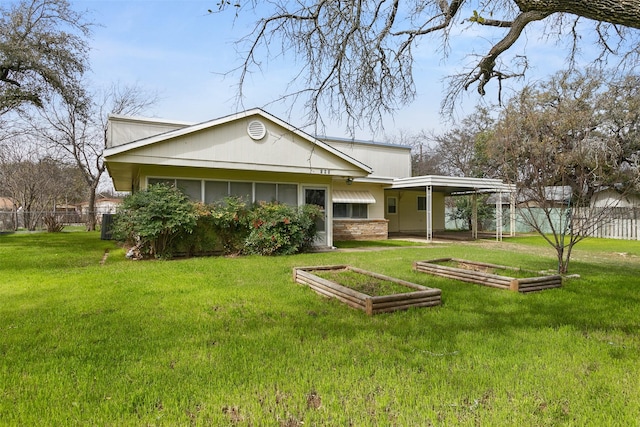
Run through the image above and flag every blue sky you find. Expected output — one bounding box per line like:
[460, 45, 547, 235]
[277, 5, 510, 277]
[77, 1, 595, 140]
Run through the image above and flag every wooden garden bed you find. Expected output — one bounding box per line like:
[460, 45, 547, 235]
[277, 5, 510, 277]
[293, 265, 442, 315]
[412, 258, 562, 293]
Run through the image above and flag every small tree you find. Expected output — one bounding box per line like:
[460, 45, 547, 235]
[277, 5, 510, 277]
[489, 69, 640, 273]
[113, 184, 198, 259]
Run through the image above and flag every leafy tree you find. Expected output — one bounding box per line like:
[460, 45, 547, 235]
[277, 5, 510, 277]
[488, 69, 640, 273]
[214, 1, 640, 131]
[0, 0, 91, 115]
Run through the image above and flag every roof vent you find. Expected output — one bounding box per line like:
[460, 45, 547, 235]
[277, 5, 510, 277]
[247, 120, 267, 140]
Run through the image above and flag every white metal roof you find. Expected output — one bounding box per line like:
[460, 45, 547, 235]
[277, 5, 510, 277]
[391, 175, 515, 194]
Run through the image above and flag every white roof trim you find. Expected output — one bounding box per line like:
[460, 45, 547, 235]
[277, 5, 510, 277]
[104, 108, 373, 174]
[391, 175, 515, 192]
[333, 190, 377, 204]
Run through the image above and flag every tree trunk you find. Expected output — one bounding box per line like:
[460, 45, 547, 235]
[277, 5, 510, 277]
[515, 0, 640, 29]
[86, 184, 98, 231]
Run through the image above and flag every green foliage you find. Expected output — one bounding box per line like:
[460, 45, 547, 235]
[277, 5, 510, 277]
[448, 194, 494, 230]
[139, 196, 321, 257]
[205, 197, 252, 255]
[112, 184, 197, 258]
[244, 202, 321, 255]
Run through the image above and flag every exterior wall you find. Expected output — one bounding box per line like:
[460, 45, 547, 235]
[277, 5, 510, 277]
[330, 181, 389, 241]
[385, 189, 445, 234]
[330, 181, 386, 219]
[111, 117, 365, 177]
[591, 190, 640, 208]
[107, 116, 192, 148]
[333, 219, 389, 240]
[324, 138, 411, 179]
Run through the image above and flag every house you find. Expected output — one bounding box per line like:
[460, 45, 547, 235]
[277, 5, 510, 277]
[0, 197, 17, 232]
[78, 197, 122, 222]
[104, 109, 514, 247]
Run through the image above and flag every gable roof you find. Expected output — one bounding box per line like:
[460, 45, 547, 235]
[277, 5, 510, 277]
[104, 108, 372, 173]
[104, 109, 374, 191]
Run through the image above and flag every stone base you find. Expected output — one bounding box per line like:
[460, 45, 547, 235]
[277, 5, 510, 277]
[333, 219, 389, 241]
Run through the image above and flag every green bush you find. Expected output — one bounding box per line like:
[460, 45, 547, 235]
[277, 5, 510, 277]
[112, 184, 198, 258]
[113, 190, 320, 258]
[173, 204, 221, 256]
[206, 197, 251, 255]
[245, 202, 321, 255]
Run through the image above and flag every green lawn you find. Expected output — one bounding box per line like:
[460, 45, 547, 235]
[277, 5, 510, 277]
[1, 232, 639, 426]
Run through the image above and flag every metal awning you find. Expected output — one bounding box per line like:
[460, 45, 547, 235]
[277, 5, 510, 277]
[332, 190, 376, 204]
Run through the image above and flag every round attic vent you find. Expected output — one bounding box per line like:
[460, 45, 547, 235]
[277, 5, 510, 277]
[247, 120, 267, 140]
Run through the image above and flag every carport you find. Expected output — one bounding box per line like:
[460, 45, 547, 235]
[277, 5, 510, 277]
[388, 175, 516, 242]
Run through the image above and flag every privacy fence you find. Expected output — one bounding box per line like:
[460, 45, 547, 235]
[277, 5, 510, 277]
[446, 207, 640, 241]
[0, 210, 103, 232]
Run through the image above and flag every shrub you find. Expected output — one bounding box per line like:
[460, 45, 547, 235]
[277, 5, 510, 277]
[244, 202, 321, 255]
[206, 197, 251, 255]
[112, 184, 198, 258]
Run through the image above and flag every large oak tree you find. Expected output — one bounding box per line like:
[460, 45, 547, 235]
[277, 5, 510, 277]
[215, 1, 640, 132]
[0, 0, 91, 116]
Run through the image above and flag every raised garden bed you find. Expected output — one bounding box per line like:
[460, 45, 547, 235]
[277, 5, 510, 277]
[412, 258, 562, 293]
[293, 265, 442, 315]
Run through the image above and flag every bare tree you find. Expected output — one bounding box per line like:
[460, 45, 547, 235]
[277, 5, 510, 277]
[214, 1, 640, 132]
[488, 69, 640, 273]
[0, 0, 92, 115]
[0, 140, 81, 230]
[26, 83, 157, 230]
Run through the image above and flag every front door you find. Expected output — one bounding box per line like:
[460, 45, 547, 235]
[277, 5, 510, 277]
[304, 187, 328, 247]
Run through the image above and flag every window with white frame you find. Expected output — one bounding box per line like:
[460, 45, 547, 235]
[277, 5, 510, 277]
[387, 197, 397, 214]
[333, 203, 368, 219]
[149, 178, 299, 205]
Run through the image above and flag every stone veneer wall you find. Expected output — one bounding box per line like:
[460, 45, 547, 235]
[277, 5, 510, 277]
[333, 219, 389, 241]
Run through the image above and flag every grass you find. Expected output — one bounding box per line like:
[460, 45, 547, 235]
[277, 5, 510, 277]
[313, 269, 414, 296]
[1, 232, 639, 425]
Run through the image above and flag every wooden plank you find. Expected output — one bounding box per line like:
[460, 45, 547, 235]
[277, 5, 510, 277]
[371, 296, 441, 310]
[371, 300, 441, 314]
[370, 289, 441, 303]
[518, 283, 562, 293]
[295, 270, 370, 300]
[298, 277, 367, 307]
[517, 275, 562, 285]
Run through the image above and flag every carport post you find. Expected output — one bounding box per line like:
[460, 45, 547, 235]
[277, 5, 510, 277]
[496, 190, 503, 241]
[426, 185, 433, 242]
[472, 192, 478, 240]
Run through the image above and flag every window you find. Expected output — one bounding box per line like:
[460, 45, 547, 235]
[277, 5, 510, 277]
[255, 183, 277, 203]
[277, 184, 298, 206]
[333, 203, 368, 219]
[387, 197, 397, 214]
[417, 196, 427, 211]
[230, 182, 252, 201]
[204, 181, 228, 203]
[203, 180, 299, 205]
[148, 178, 202, 201]
[176, 179, 201, 201]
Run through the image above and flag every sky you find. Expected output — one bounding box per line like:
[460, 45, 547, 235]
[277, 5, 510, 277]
[74, 1, 597, 141]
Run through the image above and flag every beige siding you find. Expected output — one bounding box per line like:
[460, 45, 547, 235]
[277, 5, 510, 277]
[114, 118, 365, 176]
[107, 116, 192, 148]
[324, 139, 411, 179]
[385, 190, 445, 233]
